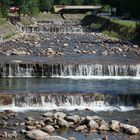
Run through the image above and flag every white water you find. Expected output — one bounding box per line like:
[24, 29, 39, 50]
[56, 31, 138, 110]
[0, 104, 134, 112]
[0, 94, 135, 112]
[52, 75, 140, 80]
[1, 64, 140, 78]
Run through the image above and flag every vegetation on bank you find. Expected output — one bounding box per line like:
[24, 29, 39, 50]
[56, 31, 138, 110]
[81, 14, 140, 44]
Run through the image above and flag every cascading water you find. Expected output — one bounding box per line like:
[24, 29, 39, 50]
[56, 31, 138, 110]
[0, 93, 138, 112]
[0, 63, 140, 78]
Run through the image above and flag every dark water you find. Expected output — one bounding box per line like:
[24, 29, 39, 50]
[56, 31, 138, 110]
[0, 78, 140, 95]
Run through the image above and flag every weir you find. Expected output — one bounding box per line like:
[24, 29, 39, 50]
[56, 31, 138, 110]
[0, 63, 140, 78]
[0, 93, 139, 111]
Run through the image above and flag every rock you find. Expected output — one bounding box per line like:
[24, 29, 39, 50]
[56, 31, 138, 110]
[110, 120, 120, 132]
[13, 122, 20, 126]
[88, 120, 99, 130]
[1, 132, 8, 138]
[43, 125, 55, 133]
[102, 136, 108, 140]
[54, 112, 66, 119]
[26, 130, 49, 140]
[26, 126, 36, 131]
[64, 115, 80, 123]
[98, 124, 110, 131]
[11, 131, 17, 138]
[25, 120, 34, 126]
[46, 48, 56, 55]
[68, 137, 76, 140]
[57, 118, 69, 128]
[2, 116, 9, 120]
[43, 112, 53, 118]
[63, 43, 68, 47]
[39, 120, 45, 127]
[26, 116, 35, 121]
[120, 123, 139, 134]
[20, 129, 27, 134]
[75, 125, 87, 132]
[44, 117, 54, 124]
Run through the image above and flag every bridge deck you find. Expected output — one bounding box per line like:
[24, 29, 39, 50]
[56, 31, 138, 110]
[54, 5, 102, 12]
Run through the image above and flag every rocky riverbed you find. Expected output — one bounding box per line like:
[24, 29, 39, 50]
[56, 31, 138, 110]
[0, 110, 139, 140]
[0, 32, 140, 57]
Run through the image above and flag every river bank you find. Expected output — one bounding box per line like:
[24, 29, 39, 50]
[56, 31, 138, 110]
[0, 110, 139, 140]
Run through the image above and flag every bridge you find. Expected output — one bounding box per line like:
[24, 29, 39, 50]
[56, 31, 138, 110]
[54, 5, 102, 13]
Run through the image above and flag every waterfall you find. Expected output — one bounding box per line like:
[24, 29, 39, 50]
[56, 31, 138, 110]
[0, 63, 140, 78]
[0, 93, 139, 112]
[52, 64, 140, 78]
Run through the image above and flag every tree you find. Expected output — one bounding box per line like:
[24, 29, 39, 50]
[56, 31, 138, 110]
[39, 0, 54, 12]
[0, 0, 9, 18]
[71, 0, 84, 5]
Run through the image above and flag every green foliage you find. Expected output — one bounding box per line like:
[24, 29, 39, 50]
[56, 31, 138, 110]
[102, 4, 111, 12]
[111, 19, 136, 28]
[0, 18, 7, 25]
[71, 0, 84, 5]
[0, 0, 9, 18]
[39, 0, 54, 12]
[135, 22, 140, 39]
[100, 0, 140, 18]
[102, 30, 119, 38]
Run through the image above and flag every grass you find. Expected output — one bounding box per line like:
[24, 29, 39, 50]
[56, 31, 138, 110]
[0, 18, 7, 25]
[110, 18, 136, 28]
[102, 30, 120, 38]
[3, 32, 17, 40]
[21, 16, 34, 26]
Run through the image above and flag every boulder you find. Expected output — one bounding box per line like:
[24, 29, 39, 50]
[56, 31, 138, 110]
[25, 116, 35, 121]
[75, 125, 87, 132]
[120, 123, 139, 134]
[64, 115, 80, 123]
[68, 137, 76, 140]
[43, 125, 55, 133]
[44, 117, 54, 124]
[54, 112, 66, 119]
[57, 118, 69, 128]
[11, 131, 17, 138]
[110, 120, 120, 132]
[98, 124, 110, 131]
[26, 130, 49, 140]
[43, 112, 53, 118]
[88, 120, 99, 130]
[26, 126, 36, 131]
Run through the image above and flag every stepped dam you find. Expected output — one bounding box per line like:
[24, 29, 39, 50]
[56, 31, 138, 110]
[0, 63, 140, 78]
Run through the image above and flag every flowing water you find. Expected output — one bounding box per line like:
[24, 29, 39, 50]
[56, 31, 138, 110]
[0, 22, 140, 139]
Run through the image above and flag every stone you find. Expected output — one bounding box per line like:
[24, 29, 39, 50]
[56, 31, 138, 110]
[26, 126, 36, 131]
[102, 136, 108, 140]
[26, 130, 49, 140]
[43, 125, 55, 133]
[46, 48, 56, 55]
[120, 123, 139, 134]
[44, 117, 54, 124]
[75, 125, 87, 132]
[88, 120, 99, 130]
[26, 116, 35, 121]
[20, 129, 27, 134]
[68, 137, 76, 140]
[110, 120, 120, 132]
[43, 112, 53, 118]
[57, 118, 69, 128]
[64, 115, 80, 123]
[98, 124, 110, 131]
[2, 132, 8, 138]
[54, 112, 66, 119]
[11, 131, 17, 138]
